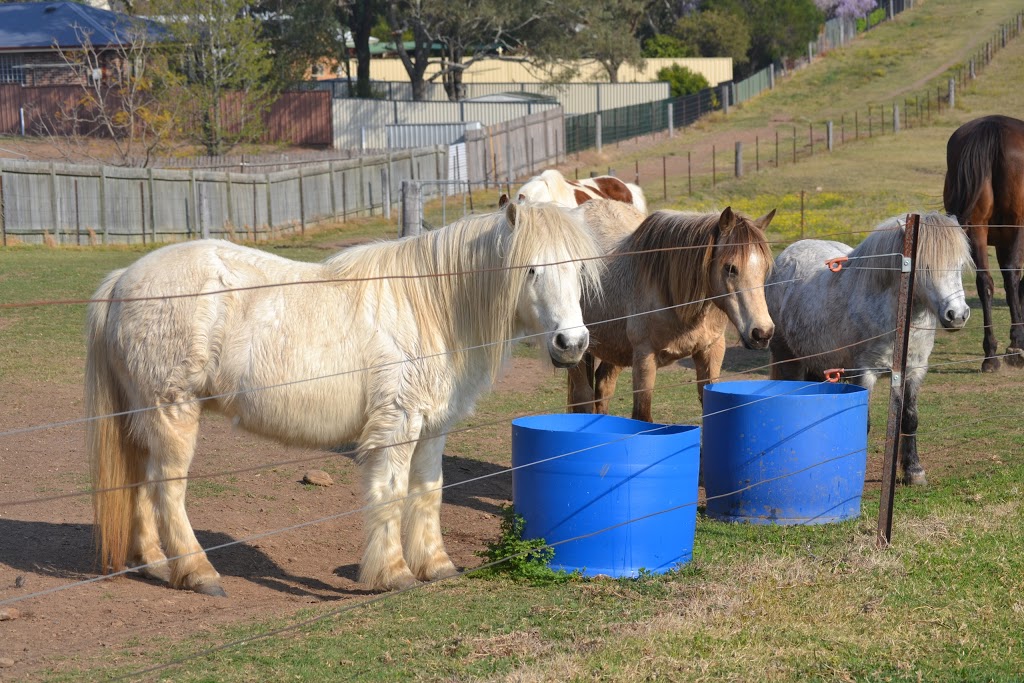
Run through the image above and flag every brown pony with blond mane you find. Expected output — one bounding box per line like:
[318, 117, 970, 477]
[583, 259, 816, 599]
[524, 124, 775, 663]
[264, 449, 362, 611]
[569, 201, 776, 421]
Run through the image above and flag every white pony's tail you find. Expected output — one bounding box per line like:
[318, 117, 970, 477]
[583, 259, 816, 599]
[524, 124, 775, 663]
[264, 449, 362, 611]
[86, 269, 142, 574]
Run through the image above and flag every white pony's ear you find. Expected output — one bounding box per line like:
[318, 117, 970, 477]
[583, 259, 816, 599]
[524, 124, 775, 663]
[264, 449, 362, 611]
[498, 193, 510, 208]
[505, 200, 518, 229]
[718, 206, 736, 234]
[755, 208, 777, 229]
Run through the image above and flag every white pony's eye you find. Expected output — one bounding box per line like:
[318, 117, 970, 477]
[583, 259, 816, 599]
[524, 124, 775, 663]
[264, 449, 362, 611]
[527, 267, 537, 276]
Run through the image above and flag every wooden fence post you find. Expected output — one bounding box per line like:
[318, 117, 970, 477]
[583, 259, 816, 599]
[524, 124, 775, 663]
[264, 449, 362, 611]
[401, 180, 422, 238]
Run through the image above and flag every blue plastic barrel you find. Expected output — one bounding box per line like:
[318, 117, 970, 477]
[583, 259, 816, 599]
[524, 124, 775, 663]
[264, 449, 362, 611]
[511, 414, 700, 577]
[702, 380, 869, 525]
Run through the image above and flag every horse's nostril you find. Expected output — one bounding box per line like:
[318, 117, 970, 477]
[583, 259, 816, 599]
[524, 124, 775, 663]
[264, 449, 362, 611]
[555, 333, 569, 350]
[946, 309, 956, 321]
[753, 327, 773, 342]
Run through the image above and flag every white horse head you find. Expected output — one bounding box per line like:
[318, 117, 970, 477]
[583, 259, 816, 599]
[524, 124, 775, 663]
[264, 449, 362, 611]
[862, 213, 972, 330]
[503, 201, 601, 367]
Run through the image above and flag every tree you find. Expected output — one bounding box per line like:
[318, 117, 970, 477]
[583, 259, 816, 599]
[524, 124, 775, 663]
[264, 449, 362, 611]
[815, 0, 876, 20]
[574, 0, 648, 83]
[703, 0, 824, 76]
[524, 0, 649, 84]
[642, 34, 694, 58]
[155, 0, 275, 156]
[673, 8, 750, 71]
[46, 18, 178, 166]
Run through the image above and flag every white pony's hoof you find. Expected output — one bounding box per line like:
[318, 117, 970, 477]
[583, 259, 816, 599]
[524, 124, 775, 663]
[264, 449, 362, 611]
[194, 581, 228, 597]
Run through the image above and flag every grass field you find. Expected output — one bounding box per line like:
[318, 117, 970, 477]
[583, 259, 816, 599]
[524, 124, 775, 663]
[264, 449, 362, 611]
[4, 0, 1024, 680]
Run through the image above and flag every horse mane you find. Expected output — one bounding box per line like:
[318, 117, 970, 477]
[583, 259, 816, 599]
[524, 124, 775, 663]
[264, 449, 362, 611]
[323, 204, 602, 378]
[623, 210, 772, 322]
[848, 212, 973, 291]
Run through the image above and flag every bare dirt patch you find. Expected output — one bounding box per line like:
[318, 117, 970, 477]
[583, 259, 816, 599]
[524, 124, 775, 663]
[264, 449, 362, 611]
[0, 379, 516, 680]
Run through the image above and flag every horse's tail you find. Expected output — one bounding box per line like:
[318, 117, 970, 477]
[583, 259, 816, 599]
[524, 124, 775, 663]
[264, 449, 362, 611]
[944, 118, 1002, 223]
[86, 269, 142, 574]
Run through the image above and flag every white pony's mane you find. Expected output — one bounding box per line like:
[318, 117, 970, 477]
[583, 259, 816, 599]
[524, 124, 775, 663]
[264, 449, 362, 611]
[323, 204, 603, 377]
[849, 211, 972, 291]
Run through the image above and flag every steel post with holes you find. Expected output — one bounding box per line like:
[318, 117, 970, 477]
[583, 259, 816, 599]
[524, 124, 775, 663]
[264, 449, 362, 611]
[877, 213, 920, 547]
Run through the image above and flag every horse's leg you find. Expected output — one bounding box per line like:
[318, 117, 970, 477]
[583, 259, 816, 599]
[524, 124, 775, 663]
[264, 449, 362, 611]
[130, 481, 171, 583]
[630, 346, 658, 422]
[358, 408, 423, 591]
[767, 336, 802, 381]
[594, 362, 623, 415]
[146, 406, 225, 596]
[567, 359, 596, 413]
[693, 334, 726, 405]
[969, 227, 1000, 372]
[898, 371, 927, 486]
[403, 433, 458, 582]
[996, 242, 1024, 365]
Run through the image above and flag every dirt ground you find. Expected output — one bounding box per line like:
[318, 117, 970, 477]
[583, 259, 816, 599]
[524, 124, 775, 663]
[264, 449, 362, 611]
[0, 357, 560, 681]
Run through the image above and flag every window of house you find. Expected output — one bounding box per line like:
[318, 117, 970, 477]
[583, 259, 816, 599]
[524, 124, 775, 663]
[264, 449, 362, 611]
[0, 55, 25, 84]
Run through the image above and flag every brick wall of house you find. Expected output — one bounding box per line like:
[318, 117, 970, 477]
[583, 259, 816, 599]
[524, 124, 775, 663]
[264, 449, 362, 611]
[10, 50, 123, 87]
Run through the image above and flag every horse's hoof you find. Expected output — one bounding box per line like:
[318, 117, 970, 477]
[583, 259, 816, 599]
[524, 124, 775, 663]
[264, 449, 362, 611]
[194, 582, 228, 598]
[384, 572, 421, 592]
[1005, 348, 1024, 367]
[425, 561, 460, 582]
[981, 357, 1001, 373]
[904, 469, 928, 486]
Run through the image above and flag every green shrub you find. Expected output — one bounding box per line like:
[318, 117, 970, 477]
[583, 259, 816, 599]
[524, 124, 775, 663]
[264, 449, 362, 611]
[656, 64, 711, 97]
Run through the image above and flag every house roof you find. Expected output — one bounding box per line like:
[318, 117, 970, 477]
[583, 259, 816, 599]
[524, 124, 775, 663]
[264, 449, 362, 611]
[0, 1, 164, 51]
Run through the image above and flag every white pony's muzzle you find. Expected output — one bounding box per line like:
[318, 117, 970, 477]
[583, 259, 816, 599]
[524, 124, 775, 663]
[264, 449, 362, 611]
[548, 327, 590, 367]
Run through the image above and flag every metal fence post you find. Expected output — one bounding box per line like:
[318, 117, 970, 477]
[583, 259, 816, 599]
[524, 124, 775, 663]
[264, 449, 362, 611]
[596, 112, 603, 153]
[877, 213, 921, 547]
[667, 102, 674, 137]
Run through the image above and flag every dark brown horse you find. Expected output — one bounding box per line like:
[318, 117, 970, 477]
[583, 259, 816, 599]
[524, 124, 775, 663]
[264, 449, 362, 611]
[943, 115, 1024, 371]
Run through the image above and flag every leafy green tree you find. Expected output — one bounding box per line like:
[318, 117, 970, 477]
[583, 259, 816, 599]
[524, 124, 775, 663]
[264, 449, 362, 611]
[703, 0, 824, 76]
[642, 33, 694, 58]
[656, 63, 709, 96]
[154, 0, 275, 156]
[525, 0, 649, 83]
[673, 8, 750, 71]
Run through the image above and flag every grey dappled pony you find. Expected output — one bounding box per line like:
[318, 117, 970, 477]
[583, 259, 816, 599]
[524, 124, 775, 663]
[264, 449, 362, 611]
[766, 212, 972, 485]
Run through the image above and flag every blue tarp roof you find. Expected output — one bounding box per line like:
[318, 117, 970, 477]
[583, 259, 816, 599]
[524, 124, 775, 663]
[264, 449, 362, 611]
[0, 2, 164, 51]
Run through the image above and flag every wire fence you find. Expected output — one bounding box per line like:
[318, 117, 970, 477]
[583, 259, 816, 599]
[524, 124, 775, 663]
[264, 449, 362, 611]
[0, 213, 1019, 678]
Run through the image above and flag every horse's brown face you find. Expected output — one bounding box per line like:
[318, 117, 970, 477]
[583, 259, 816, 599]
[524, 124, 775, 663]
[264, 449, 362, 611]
[710, 209, 776, 350]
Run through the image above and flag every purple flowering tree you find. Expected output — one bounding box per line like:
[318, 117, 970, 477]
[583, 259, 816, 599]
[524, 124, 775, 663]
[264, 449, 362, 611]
[815, 0, 878, 20]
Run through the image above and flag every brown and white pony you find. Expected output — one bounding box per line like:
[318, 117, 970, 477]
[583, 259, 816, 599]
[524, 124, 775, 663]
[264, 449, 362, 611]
[568, 201, 776, 422]
[515, 169, 648, 214]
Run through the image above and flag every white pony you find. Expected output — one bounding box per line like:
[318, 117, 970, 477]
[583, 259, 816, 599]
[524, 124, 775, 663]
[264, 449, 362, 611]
[516, 169, 648, 214]
[766, 212, 972, 486]
[86, 202, 602, 595]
